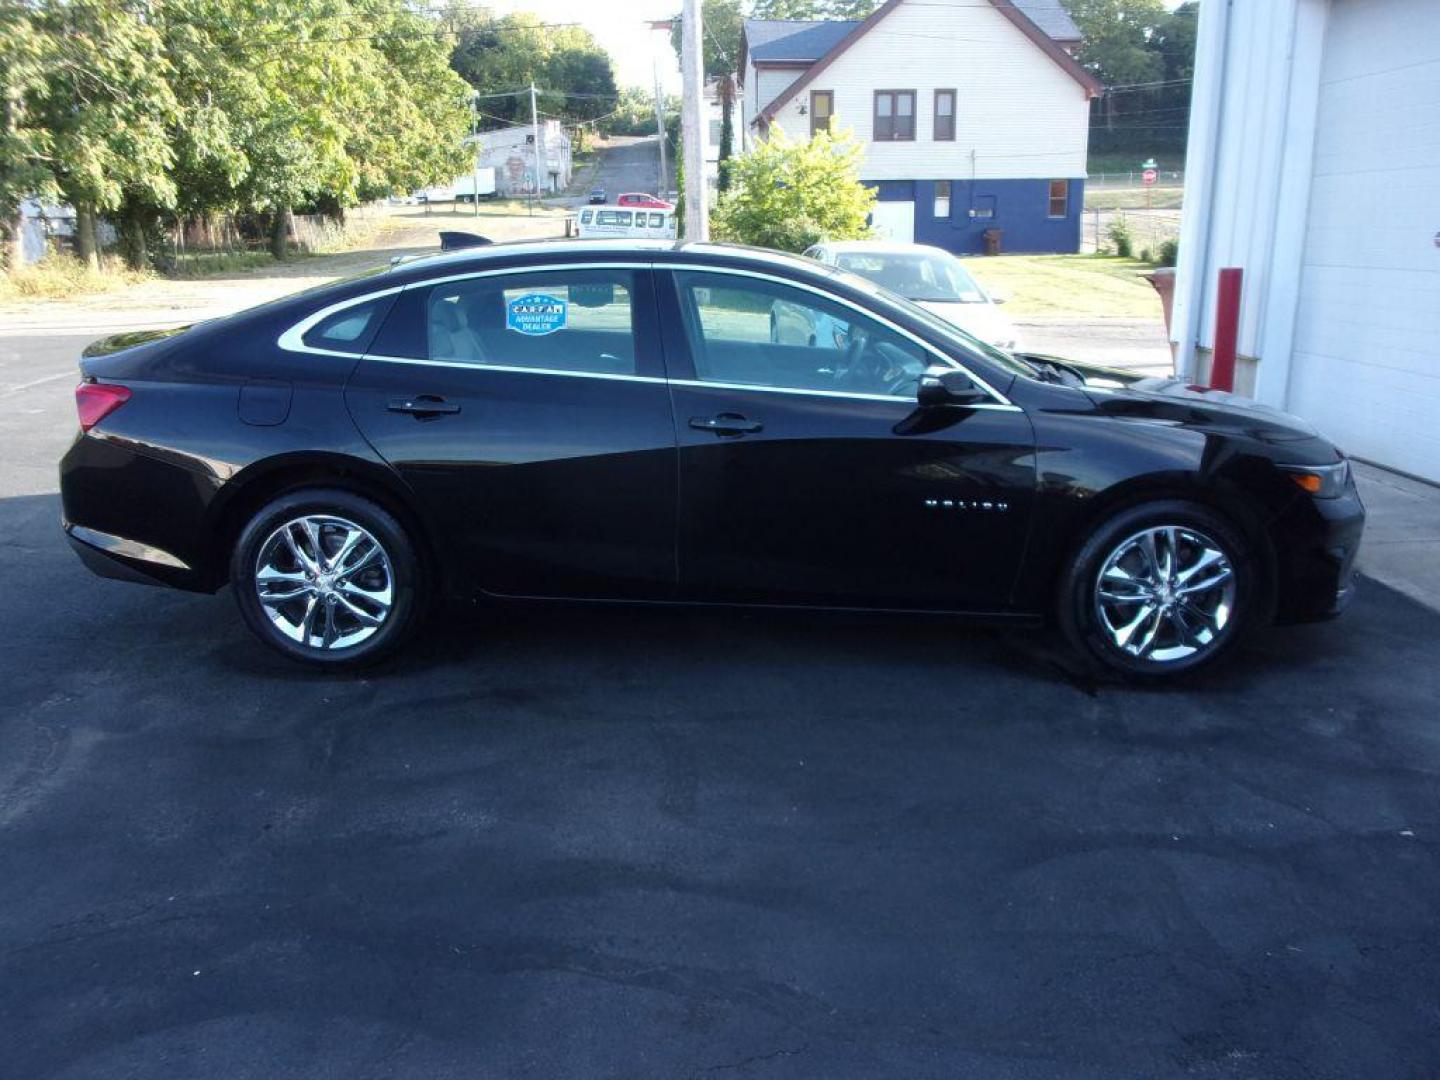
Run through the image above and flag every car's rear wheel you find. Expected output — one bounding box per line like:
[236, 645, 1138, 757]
[230, 488, 424, 666]
[1058, 500, 1256, 678]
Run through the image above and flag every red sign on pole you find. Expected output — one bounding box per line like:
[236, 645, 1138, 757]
[1142, 168, 1158, 187]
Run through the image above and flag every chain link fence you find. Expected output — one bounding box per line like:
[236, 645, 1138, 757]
[1082, 207, 1183, 258]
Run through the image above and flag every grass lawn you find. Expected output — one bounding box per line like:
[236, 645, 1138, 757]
[1084, 186, 1185, 211]
[959, 254, 1164, 320]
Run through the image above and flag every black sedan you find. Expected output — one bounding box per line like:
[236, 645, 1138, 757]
[60, 240, 1364, 677]
[587, 188, 606, 205]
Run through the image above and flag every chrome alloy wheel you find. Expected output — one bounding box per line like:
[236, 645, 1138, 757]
[1094, 525, 1237, 664]
[253, 515, 394, 650]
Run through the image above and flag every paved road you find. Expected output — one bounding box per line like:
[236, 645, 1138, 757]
[557, 135, 672, 208]
[3, 288, 1440, 1077]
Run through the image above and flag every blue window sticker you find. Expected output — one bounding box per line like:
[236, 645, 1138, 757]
[506, 292, 568, 336]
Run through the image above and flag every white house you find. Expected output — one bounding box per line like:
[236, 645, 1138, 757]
[466, 119, 572, 197]
[738, 0, 1098, 253]
[1172, 0, 1440, 483]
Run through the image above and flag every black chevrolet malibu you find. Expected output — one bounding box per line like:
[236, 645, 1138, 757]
[60, 240, 1363, 677]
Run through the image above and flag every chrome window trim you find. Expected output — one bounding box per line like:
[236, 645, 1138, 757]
[275, 259, 1017, 410]
[277, 284, 407, 358]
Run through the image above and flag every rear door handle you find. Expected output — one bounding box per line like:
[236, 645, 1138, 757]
[689, 413, 763, 436]
[388, 395, 460, 417]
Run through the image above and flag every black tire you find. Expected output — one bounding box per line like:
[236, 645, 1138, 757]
[1057, 500, 1258, 679]
[230, 488, 425, 667]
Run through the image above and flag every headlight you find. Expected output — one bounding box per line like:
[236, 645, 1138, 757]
[1279, 460, 1351, 498]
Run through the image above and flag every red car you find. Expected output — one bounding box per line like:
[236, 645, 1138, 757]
[617, 192, 674, 210]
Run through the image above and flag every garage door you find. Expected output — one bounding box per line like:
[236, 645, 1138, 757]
[1286, 0, 1440, 481]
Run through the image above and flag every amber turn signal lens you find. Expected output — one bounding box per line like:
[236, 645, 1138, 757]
[1288, 473, 1324, 494]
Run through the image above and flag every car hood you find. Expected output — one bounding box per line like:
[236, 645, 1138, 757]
[1076, 369, 1323, 444]
[915, 300, 1016, 347]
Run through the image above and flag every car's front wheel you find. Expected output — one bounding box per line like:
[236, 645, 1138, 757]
[1059, 500, 1257, 677]
[230, 488, 424, 666]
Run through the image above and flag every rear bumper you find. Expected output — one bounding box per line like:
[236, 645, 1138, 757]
[1270, 481, 1366, 624]
[64, 521, 209, 591]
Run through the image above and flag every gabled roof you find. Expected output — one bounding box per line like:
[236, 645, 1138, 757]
[744, 18, 862, 64]
[750, 0, 1099, 124]
[1011, 0, 1081, 43]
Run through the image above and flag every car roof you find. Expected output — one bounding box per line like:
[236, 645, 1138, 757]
[377, 238, 837, 284]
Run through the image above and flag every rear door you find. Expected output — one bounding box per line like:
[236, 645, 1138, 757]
[659, 267, 1036, 611]
[343, 263, 677, 600]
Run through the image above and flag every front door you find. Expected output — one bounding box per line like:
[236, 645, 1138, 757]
[344, 265, 677, 600]
[869, 199, 915, 243]
[660, 269, 1036, 611]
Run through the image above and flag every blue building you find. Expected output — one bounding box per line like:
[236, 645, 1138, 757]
[739, 0, 1100, 255]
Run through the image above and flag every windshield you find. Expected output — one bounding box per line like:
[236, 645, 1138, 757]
[834, 250, 987, 304]
[813, 261, 1042, 380]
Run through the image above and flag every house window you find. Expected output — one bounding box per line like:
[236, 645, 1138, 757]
[1048, 179, 1069, 218]
[709, 119, 722, 145]
[810, 91, 833, 138]
[971, 195, 996, 220]
[873, 90, 915, 141]
[934, 89, 955, 141]
[934, 180, 951, 218]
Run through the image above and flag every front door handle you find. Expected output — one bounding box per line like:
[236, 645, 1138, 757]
[388, 395, 460, 418]
[689, 413, 763, 436]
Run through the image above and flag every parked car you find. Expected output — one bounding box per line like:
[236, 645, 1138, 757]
[587, 187, 606, 204]
[61, 240, 1363, 677]
[803, 241, 1019, 351]
[617, 192, 674, 210]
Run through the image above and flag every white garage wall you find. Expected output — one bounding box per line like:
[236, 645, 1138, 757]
[1174, 0, 1440, 481]
[1286, 0, 1440, 478]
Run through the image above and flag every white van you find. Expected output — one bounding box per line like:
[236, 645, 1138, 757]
[575, 207, 676, 240]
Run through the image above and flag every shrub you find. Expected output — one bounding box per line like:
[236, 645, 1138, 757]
[1106, 219, 1133, 259]
[710, 128, 875, 252]
[1155, 238, 1179, 267]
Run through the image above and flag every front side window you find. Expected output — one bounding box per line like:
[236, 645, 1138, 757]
[580, 210, 593, 224]
[1048, 179, 1069, 218]
[874, 90, 915, 141]
[934, 180, 952, 219]
[811, 90, 834, 138]
[674, 270, 928, 397]
[934, 89, 955, 140]
[424, 270, 635, 374]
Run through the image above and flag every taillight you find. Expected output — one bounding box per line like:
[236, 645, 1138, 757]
[75, 382, 131, 432]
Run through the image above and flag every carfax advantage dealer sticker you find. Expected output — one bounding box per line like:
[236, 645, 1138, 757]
[506, 293, 569, 336]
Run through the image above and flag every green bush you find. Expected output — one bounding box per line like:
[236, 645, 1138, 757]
[1155, 238, 1179, 267]
[710, 128, 875, 252]
[1106, 219, 1133, 259]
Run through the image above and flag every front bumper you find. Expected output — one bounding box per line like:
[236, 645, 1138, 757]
[1269, 480, 1366, 624]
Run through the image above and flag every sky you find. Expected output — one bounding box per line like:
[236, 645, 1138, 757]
[476, 0, 1194, 98]
[480, 0, 685, 95]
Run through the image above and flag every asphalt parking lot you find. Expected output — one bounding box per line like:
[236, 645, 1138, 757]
[4, 344, 1440, 1079]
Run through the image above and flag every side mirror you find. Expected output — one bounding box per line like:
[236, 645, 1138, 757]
[917, 366, 989, 407]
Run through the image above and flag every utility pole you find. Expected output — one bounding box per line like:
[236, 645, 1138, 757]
[679, 0, 709, 240]
[653, 59, 668, 200]
[471, 90, 481, 219]
[529, 81, 542, 217]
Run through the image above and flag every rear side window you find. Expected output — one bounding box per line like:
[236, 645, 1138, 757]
[301, 295, 393, 354]
[424, 269, 637, 374]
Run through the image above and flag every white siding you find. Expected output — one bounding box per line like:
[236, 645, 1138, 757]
[758, 0, 1090, 180]
[1174, 0, 1440, 480]
[1288, 0, 1440, 479]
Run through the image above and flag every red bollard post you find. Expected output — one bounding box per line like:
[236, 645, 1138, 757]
[1210, 267, 1242, 392]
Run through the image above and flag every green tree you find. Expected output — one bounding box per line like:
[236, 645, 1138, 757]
[749, 0, 878, 19]
[669, 0, 743, 79]
[711, 127, 875, 251]
[0, 3, 58, 270]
